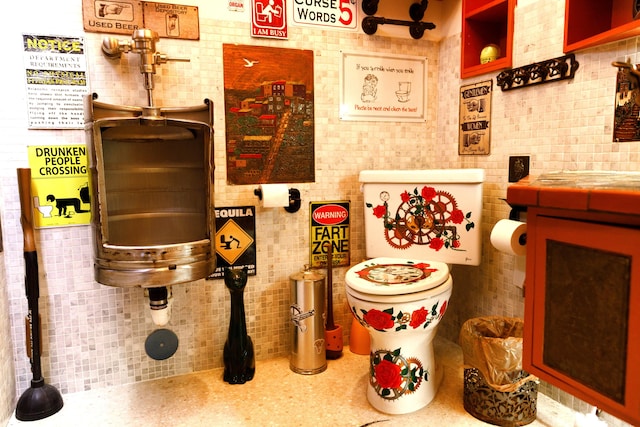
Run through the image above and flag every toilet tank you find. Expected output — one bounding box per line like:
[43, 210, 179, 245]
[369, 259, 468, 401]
[360, 169, 484, 266]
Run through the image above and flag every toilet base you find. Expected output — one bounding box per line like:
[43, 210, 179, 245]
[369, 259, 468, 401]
[364, 331, 442, 414]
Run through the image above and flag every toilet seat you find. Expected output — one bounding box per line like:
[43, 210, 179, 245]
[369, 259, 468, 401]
[345, 257, 450, 302]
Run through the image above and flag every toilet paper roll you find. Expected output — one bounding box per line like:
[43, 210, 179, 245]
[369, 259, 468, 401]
[490, 219, 527, 257]
[259, 184, 290, 208]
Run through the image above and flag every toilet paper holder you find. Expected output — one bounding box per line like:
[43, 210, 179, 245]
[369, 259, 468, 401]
[254, 187, 301, 213]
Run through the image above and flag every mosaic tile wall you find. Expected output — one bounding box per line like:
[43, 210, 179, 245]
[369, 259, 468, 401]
[2, 0, 441, 398]
[0, 248, 15, 426]
[1, 1, 639, 425]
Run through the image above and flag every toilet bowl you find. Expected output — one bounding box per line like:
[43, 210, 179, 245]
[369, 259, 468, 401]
[348, 169, 485, 414]
[346, 257, 452, 414]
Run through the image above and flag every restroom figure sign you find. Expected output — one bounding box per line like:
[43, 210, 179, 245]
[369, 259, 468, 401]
[251, 0, 288, 39]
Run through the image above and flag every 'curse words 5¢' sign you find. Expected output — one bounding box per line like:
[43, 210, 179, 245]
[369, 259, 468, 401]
[291, 0, 357, 30]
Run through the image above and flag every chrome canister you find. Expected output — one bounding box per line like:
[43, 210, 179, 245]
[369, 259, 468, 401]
[289, 265, 326, 374]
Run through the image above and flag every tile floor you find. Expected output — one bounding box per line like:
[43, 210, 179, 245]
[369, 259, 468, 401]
[8, 338, 577, 426]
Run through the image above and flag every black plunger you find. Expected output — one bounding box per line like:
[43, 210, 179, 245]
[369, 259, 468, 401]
[15, 168, 63, 421]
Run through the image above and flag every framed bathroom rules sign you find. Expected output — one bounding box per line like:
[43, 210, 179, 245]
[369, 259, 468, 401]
[22, 33, 89, 129]
[309, 201, 350, 268]
[459, 80, 492, 155]
[339, 51, 426, 122]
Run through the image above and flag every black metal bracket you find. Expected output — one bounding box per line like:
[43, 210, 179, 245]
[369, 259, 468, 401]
[361, 0, 435, 40]
[254, 187, 301, 213]
[496, 54, 579, 91]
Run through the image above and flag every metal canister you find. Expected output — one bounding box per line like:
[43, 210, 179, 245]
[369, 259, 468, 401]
[289, 265, 326, 374]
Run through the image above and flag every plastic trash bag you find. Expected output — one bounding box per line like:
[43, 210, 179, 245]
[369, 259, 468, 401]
[459, 316, 537, 392]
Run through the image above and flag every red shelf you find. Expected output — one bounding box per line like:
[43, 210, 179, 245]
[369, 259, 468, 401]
[564, 0, 640, 52]
[461, 0, 516, 79]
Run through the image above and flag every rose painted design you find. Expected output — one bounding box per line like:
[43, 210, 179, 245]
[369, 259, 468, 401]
[365, 185, 475, 251]
[353, 299, 448, 332]
[372, 204, 387, 218]
[451, 209, 465, 224]
[374, 359, 403, 389]
[370, 348, 428, 400]
[429, 237, 444, 251]
[363, 309, 395, 330]
[409, 307, 429, 329]
[421, 186, 436, 201]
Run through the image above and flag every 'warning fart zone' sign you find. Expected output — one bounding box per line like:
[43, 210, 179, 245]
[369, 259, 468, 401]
[28, 145, 91, 228]
[309, 201, 350, 268]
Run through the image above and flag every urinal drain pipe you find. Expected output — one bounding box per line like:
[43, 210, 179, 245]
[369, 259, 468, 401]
[148, 286, 171, 326]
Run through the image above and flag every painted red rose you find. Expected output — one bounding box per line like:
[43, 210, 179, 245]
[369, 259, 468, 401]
[451, 209, 465, 224]
[410, 307, 429, 328]
[439, 300, 448, 317]
[421, 186, 436, 202]
[414, 263, 438, 274]
[401, 191, 411, 203]
[374, 359, 402, 389]
[429, 237, 444, 251]
[452, 239, 461, 248]
[372, 205, 387, 218]
[363, 309, 395, 330]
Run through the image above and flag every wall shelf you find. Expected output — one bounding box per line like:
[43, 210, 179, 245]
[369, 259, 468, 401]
[564, 0, 640, 52]
[461, 0, 516, 79]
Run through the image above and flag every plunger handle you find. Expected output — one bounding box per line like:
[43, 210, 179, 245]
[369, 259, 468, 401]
[17, 168, 36, 252]
[324, 242, 335, 330]
[17, 168, 42, 379]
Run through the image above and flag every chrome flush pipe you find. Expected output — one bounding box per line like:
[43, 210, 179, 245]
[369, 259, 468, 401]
[101, 29, 189, 107]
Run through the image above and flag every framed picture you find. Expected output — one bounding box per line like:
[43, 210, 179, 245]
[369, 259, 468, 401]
[340, 51, 426, 122]
[223, 44, 315, 184]
[459, 80, 492, 155]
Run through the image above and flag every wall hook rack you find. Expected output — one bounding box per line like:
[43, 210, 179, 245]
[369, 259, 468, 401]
[496, 54, 579, 91]
[254, 188, 302, 213]
[361, 0, 435, 40]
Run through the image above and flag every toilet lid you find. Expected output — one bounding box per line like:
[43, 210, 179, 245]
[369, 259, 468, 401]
[345, 257, 450, 296]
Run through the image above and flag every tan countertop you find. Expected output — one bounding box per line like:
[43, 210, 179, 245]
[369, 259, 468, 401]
[8, 338, 577, 426]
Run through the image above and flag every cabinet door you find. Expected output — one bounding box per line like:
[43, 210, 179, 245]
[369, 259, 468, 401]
[526, 215, 640, 426]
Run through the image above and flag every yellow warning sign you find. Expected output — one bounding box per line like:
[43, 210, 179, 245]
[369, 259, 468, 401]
[215, 219, 254, 265]
[28, 145, 91, 228]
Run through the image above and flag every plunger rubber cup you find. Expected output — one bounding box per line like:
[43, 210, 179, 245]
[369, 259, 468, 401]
[15, 378, 64, 421]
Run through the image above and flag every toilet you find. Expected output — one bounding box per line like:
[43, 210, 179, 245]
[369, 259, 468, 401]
[345, 169, 484, 414]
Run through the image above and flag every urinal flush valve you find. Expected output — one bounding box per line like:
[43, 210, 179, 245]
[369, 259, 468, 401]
[101, 29, 189, 106]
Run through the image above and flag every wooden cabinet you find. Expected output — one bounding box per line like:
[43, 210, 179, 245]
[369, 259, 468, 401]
[461, 0, 516, 79]
[564, 0, 640, 52]
[507, 172, 640, 426]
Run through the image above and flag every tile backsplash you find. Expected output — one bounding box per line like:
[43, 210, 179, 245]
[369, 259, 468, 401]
[1, 1, 639, 426]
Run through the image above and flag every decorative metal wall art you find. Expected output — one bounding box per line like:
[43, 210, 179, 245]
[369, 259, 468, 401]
[612, 58, 640, 142]
[496, 54, 579, 91]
